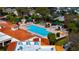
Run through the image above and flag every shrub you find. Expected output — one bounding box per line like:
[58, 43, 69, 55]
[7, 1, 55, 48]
[55, 37, 68, 46]
[47, 32, 56, 45]
[7, 13, 17, 24]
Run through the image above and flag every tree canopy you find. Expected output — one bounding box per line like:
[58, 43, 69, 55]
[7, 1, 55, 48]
[47, 32, 56, 45]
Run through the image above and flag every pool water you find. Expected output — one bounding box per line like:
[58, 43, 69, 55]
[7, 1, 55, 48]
[26, 25, 49, 37]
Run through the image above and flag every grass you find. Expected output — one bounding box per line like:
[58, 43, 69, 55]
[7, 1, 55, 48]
[0, 46, 8, 51]
[55, 37, 68, 46]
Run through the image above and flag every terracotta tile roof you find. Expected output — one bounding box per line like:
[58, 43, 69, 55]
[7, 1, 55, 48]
[55, 45, 64, 51]
[1, 28, 34, 41]
[0, 21, 34, 41]
[41, 38, 49, 45]
[7, 42, 17, 51]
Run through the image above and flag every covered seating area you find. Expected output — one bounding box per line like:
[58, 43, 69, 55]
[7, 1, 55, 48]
[0, 32, 12, 47]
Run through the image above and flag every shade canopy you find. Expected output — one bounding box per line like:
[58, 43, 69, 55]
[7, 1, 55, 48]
[0, 32, 12, 42]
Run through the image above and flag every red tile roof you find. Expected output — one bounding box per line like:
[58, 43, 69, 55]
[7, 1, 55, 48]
[1, 28, 34, 41]
[55, 45, 64, 51]
[41, 38, 49, 45]
[0, 21, 34, 41]
[7, 42, 17, 51]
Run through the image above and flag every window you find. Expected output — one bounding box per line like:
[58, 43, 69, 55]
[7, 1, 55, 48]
[18, 42, 23, 45]
[34, 42, 39, 45]
[26, 41, 30, 45]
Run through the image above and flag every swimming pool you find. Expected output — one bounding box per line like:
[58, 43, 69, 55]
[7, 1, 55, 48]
[26, 25, 49, 37]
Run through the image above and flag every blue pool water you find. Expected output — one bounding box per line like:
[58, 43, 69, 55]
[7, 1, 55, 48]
[26, 25, 49, 37]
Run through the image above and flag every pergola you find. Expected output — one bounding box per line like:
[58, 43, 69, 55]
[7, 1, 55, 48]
[0, 32, 12, 47]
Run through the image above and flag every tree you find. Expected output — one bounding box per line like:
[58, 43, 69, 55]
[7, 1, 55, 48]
[35, 7, 50, 16]
[16, 7, 33, 17]
[15, 17, 21, 23]
[35, 7, 51, 22]
[68, 22, 78, 33]
[7, 13, 17, 24]
[68, 33, 79, 51]
[31, 14, 40, 19]
[0, 7, 8, 16]
[47, 32, 56, 45]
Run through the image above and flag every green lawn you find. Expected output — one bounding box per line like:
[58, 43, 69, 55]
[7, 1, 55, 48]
[55, 37, 68, 46]
[0, 46, 7, 51]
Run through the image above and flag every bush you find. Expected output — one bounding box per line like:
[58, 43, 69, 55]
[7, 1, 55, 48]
[47, 32, 56, 45]
[31, 14, 40, 19]
[7, 13, 17, 24]
[55, 37, 68, 46]
[68, 22, 78, 33]
[15, 17, 21, 23]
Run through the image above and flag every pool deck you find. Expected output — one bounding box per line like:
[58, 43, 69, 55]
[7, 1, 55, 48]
[25, 23, 68, 39]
